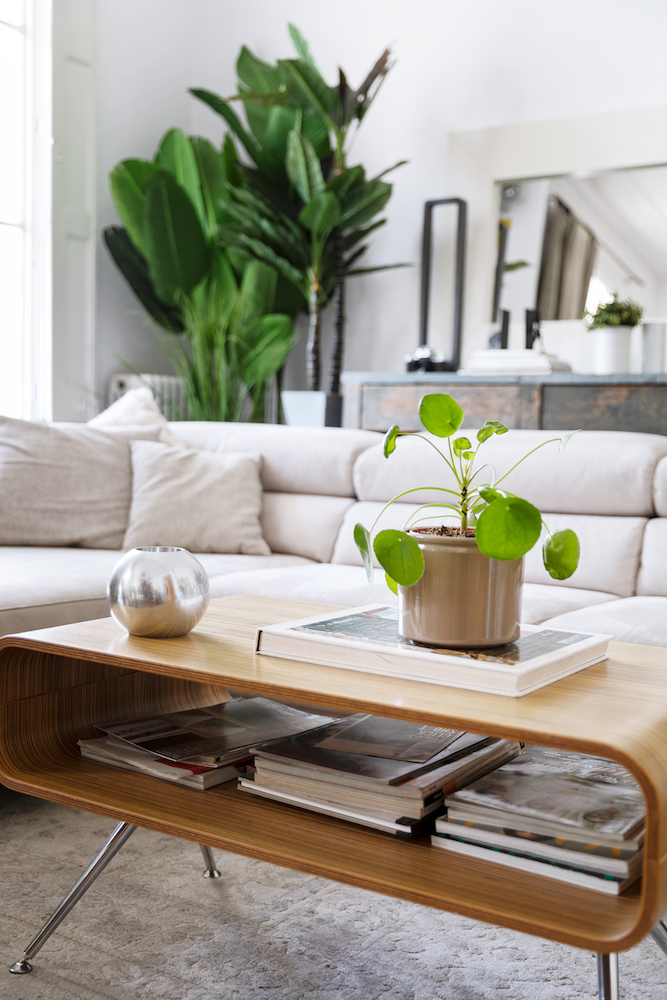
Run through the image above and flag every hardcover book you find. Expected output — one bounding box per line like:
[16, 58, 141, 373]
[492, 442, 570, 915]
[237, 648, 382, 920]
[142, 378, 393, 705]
[256, 605, 610, 697]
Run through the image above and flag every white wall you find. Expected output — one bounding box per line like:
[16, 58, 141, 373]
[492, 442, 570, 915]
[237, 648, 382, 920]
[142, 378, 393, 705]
[94, 0, 667, 403]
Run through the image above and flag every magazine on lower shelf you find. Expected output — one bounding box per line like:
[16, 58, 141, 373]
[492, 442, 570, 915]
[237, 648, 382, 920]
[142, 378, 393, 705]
[255, 605, 610, 697]
[435, 745, 645, 894]
[78, 734, 253, 790]
[96, 696, 339, 765]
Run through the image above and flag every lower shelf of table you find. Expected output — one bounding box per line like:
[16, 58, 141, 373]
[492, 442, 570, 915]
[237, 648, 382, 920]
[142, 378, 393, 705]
[3, 755, 645, 953]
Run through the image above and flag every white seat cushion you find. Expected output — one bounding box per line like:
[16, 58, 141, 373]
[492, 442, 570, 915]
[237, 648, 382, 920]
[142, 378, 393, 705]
[520, 584, 618, 624]
[0, 548, 314, 636]
[542, 596, 667, 646]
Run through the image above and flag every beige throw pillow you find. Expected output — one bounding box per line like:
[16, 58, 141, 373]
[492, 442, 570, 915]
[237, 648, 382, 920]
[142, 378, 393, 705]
[88, 387, 184, 448]
[0, 418, 161, 548]
[123, 440, 271, 555]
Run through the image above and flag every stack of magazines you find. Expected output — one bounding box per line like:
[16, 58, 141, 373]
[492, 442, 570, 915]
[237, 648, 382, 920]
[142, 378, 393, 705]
[78, 697, 339, 791]
[238, 712, 521, 836]
[432, 746, 645, 894]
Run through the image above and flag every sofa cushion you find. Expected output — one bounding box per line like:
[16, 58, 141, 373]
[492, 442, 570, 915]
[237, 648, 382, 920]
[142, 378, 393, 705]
[352, 429, 667, 516]
[654, 458, 667, 517]
[522, 513, 647, 597]
[0, 418, 161, 549]
[520, 584, 618, 624]
[123, 441, 270, 555]
[636, 517, 667, 596]
[169, 422, 381, 497]
[261, 493, 354, 563]
[542, 596, 667, 646]
[0, 548, 314, 636]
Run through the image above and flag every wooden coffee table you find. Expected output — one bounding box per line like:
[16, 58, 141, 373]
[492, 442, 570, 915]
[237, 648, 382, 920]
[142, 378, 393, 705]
[2, 594, 667, 995]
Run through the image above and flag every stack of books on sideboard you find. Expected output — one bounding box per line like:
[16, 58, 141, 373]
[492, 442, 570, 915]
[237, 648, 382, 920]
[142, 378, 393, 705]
[432, 746, 645, 895]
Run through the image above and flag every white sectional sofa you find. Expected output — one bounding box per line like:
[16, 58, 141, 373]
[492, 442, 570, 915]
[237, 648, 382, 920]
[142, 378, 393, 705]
[2, 419, 667, 647]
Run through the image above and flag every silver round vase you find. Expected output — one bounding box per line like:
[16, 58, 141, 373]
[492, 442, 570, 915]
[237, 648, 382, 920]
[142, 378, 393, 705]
[108, 546, 210, 638]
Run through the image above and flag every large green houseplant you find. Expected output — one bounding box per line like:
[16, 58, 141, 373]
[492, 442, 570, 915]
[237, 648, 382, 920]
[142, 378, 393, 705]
[104, 128, 296, 422]
[191, 25, 405, 420]
[355, 394, 580, 648]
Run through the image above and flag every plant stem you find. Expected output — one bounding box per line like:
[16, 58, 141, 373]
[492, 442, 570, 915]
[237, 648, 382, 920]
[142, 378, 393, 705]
[306, 275, 321, 391]
[327, 227, 345, 397]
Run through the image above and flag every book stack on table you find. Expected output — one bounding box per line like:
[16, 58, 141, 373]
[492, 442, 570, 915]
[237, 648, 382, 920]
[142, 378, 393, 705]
[78, 697, 339, 791]
[432, 746, 645, 894]
[238, 712, 521, 836]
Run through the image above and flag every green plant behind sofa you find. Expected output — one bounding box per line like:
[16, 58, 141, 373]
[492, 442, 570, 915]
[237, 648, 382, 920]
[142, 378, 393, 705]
[104, 128, 296, 422]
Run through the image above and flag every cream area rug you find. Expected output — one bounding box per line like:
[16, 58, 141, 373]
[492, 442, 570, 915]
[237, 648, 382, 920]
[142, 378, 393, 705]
[0, 784, 665, 1000]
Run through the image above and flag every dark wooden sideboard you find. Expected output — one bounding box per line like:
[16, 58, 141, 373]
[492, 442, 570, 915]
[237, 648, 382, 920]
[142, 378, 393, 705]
[341, 373, 667, 434]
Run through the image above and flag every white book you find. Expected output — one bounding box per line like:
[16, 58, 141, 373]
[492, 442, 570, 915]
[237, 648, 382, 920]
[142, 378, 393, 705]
[256, 605, 610, 697]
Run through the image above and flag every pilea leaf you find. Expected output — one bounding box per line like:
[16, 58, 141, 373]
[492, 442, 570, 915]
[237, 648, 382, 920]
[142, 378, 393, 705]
[353, 523, 374, 583]
[418, 394, 463, 438]
[475, 497, 542, 561]
[453, 436, 471, 457]
[373, 529, 425, 587]
[383, 424, 400, 458]
[385, 572, 398, 595]
[543, 528, 580, 580]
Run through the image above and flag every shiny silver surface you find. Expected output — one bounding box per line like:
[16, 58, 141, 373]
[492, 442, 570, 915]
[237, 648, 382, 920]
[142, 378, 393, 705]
[199, 844, 221, 878]
[108, 547, 210, 638]
[596, 953, 619, 1000]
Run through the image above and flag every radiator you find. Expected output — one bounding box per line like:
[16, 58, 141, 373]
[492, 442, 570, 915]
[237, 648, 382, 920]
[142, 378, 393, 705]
[107, 374, 187, 421]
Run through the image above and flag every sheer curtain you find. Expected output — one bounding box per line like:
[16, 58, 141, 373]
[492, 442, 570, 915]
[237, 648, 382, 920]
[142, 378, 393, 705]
[537, 196, 597, 321]
[0, 0, 52, 420]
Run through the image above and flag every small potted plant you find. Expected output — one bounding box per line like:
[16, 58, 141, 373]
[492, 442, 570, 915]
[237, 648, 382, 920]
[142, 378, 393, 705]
[354, 394, 580, 649]
[586, 294, 643, 374]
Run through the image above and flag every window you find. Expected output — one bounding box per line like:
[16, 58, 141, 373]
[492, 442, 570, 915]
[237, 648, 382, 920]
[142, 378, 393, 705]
[0, 0, 51, 420]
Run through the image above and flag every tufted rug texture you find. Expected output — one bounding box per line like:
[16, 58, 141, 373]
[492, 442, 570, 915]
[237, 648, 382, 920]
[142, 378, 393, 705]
[1, 785, 666, 1000]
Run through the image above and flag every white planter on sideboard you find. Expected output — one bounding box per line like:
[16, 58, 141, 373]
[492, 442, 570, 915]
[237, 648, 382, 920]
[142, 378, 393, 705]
[280, 390, 326, 427]
[591, 326, 633, 374]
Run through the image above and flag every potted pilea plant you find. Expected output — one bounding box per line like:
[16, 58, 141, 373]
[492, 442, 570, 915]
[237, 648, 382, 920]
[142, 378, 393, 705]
[354, 394, 580, 649]
[586, 294, 643, 375]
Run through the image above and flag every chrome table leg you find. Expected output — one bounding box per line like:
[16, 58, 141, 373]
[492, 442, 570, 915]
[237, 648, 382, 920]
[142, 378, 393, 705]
[199, 844, 221, 878]
[650, 919, 667, 958]
[597, 953, 620, 1000]
[9, 821, 137, 974]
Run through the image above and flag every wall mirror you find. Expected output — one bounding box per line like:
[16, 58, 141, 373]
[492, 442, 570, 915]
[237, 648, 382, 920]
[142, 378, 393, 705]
[447, 105, 667, 372]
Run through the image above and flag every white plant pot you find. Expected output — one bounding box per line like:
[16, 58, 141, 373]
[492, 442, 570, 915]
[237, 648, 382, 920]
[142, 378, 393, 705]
[281, 390, 326, 427]
[591, 326, 633, 375]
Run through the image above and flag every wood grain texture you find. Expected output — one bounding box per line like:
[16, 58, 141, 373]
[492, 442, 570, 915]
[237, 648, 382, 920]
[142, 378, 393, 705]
[1, 594, 667, 952]
[542, 384, 667, 434]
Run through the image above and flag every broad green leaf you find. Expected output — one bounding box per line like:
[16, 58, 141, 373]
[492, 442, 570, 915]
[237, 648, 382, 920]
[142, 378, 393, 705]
[373, 529, 425, 587]
[338, 179, 392, 228]
[288, 24, 318, 69]
[278, 59, 336, 118]
[476, 497, 542, 561]
[328, 166, 365, 198]
[385, 572, 398, 595]
[286, 129, 324, 203]
[418, 394, 463, 437]
[155, 129, 206, 230]
[543, 528, 580, 580]
[344, 218, 385, 251]
[383, 424, 400, 458]
[143, 170, 209, 303]
[220, 231, 306, 291]
[302, 110, 332, 159]
[487, 420, 508, 434]
[299, 192, 340, 236]
[237, 46, 282, 93]
[260, 105, 298, 170]
[243, 314, 296, 388]
[222, 135, 242, 187]
[109, 159, 156, 256]
[478, 486, 503, 504]
[191, 137, 227, 236]
[354, 523, 374, 583]
[560, 429, 580, 451]
[453, 436, 471, 457]
[189, 88, 266, 170]
[462, 451, 475, 460]
[233, 259, 277, 333]
[103, 226, 184, 332]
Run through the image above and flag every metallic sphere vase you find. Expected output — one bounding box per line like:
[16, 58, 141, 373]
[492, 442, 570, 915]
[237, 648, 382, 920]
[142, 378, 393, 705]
[108, 547, 210, 638]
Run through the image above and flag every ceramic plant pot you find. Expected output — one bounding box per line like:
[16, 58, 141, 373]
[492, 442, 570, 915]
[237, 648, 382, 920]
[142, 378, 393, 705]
[398, 533, 523, 649]
[591, 325, 633, 374]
